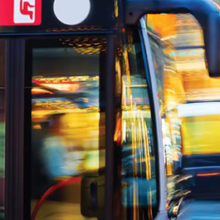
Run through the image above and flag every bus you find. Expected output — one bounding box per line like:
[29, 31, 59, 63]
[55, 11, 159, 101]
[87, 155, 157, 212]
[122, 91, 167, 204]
[0, 0, 220, 220]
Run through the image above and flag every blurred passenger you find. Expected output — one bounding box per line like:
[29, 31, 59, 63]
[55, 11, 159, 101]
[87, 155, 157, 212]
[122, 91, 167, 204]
[31, 114, 76, 198]
[40, 114, 76, 179]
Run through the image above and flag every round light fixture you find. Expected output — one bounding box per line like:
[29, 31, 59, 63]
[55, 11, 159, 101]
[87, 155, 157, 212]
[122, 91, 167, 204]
[53, 0, 91, 25]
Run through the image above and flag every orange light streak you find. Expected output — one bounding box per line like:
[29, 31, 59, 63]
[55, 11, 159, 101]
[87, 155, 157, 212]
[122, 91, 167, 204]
[197, 173, 220, 177]
[39, 83, 80, 93]
[32, 88, 54, 95]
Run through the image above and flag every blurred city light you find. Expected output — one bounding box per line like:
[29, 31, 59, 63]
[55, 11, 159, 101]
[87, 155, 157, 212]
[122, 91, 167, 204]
[147, 4, 220, 217]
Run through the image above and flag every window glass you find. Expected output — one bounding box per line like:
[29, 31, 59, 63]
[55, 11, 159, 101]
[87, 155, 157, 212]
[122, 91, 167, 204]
[0, 41, 5, 220]
[146, 13, 220, 205]
[147, 13, 201, 203]
[118, 30, 158, 220]
[28, 37, 106, 220]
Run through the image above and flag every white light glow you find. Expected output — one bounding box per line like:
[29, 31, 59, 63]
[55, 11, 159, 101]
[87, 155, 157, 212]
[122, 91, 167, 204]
[178, 102, 220, 117]
[53, 0, 91, 25]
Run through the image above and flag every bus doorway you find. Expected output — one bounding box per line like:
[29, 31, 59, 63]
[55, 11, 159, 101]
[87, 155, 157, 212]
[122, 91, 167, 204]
[25, 37, 108, 220]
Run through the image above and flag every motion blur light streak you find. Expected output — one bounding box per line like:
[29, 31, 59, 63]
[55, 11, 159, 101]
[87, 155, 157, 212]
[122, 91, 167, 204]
[31, 88, 54, 95]
[178, 102, 220, 117]
[38, 83, 80, 93]
[147, 8, 220, 216]
[197, 173, 220, 177]
[119, 29, 157, 219]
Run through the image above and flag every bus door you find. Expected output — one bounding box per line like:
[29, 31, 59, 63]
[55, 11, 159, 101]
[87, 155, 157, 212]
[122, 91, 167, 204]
[1, 29, 161, 220]
[0, 35, 114, 220]
[24, 35, 114, 220]
[0, 0, 116, 219]
[0, 26, 161, 220]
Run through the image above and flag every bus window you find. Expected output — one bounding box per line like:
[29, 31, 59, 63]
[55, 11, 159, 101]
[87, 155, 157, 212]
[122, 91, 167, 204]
[26, 37, 106, 220]
[118, 29, 158, 220]
[145, 13, 209, 200]
[0, 41, 5, 220]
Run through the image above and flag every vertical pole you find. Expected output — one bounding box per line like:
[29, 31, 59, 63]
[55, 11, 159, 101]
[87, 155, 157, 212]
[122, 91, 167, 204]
[104, 35, 115, 220]
[5, 38, 25, 220]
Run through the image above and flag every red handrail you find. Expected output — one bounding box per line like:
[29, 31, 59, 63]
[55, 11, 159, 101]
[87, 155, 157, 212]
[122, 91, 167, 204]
[31, 176, 82, 220]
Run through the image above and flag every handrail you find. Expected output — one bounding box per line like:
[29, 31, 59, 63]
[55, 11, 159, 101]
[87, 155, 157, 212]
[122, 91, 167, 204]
[31, 176, 82, 220]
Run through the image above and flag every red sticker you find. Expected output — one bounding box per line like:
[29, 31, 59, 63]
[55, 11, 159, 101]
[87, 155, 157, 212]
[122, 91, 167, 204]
[0, 0, 42, 26]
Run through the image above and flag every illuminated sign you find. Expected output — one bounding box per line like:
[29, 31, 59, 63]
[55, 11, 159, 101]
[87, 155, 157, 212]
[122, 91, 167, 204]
[0, 0, 114, 33]
[0, 0, 42, 26]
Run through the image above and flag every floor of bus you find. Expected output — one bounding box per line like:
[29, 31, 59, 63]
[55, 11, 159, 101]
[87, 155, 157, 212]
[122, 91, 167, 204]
[31, 200, 96, 220]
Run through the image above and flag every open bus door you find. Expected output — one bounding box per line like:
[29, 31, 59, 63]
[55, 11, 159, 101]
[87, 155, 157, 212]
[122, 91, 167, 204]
[0, 0, 220, 220]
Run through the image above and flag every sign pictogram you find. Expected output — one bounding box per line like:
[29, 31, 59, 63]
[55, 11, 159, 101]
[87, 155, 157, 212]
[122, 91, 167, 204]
[0, 0, 42, 26]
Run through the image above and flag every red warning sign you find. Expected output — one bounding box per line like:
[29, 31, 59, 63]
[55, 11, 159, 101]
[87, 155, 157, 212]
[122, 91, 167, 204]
[0, 0, 42, 26]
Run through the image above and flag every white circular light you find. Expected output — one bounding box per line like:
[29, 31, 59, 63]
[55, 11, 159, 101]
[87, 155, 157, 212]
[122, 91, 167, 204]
[53, 0, 91, 25]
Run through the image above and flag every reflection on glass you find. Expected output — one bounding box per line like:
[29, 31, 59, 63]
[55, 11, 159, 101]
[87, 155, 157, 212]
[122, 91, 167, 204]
[147, 11, 220, 215]
[119, 30, 157, 220]
[30, 38, 105, 220]
[0, 45, 5, 220]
